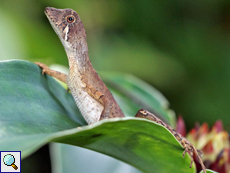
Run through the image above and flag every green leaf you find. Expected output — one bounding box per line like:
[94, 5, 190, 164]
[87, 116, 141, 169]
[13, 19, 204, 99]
[0, 60, 86, 156]
[50, 118, 195, 173]
[0, 60, 194, 173]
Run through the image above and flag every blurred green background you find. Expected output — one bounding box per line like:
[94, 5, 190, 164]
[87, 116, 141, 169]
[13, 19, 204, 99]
[1, 0, 230, 130]
[1, 0, 230, 172]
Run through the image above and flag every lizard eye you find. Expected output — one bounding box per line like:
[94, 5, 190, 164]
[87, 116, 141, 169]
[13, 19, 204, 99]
[67, 16, 75, 23]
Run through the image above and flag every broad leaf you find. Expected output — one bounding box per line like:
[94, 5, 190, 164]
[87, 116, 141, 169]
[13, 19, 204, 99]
[0, 60, 195, 173]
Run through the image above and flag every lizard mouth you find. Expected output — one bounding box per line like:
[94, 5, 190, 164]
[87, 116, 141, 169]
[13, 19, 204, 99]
[44, 7, 56, 15]
[44, 7, 58, 24]
[44, 7, 62, 31]
[44, 7, 73, 50]
[44, 7, 49, 14]
[44, 7, 53, 18]
[44, 7, 64, 26]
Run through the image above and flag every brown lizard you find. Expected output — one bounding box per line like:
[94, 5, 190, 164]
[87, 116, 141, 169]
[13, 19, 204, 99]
[35, 7, 206, 173]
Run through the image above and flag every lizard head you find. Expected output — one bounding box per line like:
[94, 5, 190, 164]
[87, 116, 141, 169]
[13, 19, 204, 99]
[44, 7, 87, 52]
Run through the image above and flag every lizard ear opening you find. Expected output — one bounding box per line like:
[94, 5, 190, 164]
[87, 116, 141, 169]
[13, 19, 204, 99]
[66, 15, 75, 23]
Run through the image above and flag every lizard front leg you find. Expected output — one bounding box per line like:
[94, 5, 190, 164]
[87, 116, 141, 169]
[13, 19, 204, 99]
[35, 62, 67, 83]
[135, 109, 206, 173]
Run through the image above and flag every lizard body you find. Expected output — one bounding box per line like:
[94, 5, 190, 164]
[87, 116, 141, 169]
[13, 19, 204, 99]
[37, 7, 124, 124]
[36, 7, 206, 173]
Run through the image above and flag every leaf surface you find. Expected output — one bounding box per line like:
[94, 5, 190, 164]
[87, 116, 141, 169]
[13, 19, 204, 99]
[0, 60, 194, 173]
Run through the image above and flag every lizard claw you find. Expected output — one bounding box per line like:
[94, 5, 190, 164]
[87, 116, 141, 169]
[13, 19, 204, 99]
[182, 144, 197, 169]
[182, 148, 194, 168]
[35, 62, 49, 75]
[183, 148, 188, 158]
[189, 158, 194, 168]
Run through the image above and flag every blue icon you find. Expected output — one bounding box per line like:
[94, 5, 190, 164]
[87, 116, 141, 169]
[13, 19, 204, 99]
[3, 154, 18, 170]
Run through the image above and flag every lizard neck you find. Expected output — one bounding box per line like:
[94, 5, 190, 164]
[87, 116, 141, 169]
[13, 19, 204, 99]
[65, 36, 91, 74]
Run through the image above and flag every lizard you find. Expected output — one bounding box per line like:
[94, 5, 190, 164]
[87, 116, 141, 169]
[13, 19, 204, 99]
[35, 7, 206, 173]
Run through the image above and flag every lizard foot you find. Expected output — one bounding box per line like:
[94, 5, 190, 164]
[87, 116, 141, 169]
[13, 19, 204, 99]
[35, 62, 50, 75]
[35, 62, 67, 83]
[183, 144, 206, 173]
[183, 147, 194, 168]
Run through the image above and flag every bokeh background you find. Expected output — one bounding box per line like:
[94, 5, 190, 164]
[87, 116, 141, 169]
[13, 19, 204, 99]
[1, 0, 230, 172]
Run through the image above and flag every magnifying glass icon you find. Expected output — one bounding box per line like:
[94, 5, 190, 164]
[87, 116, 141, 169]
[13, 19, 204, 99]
[3, 154, 18, 170]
